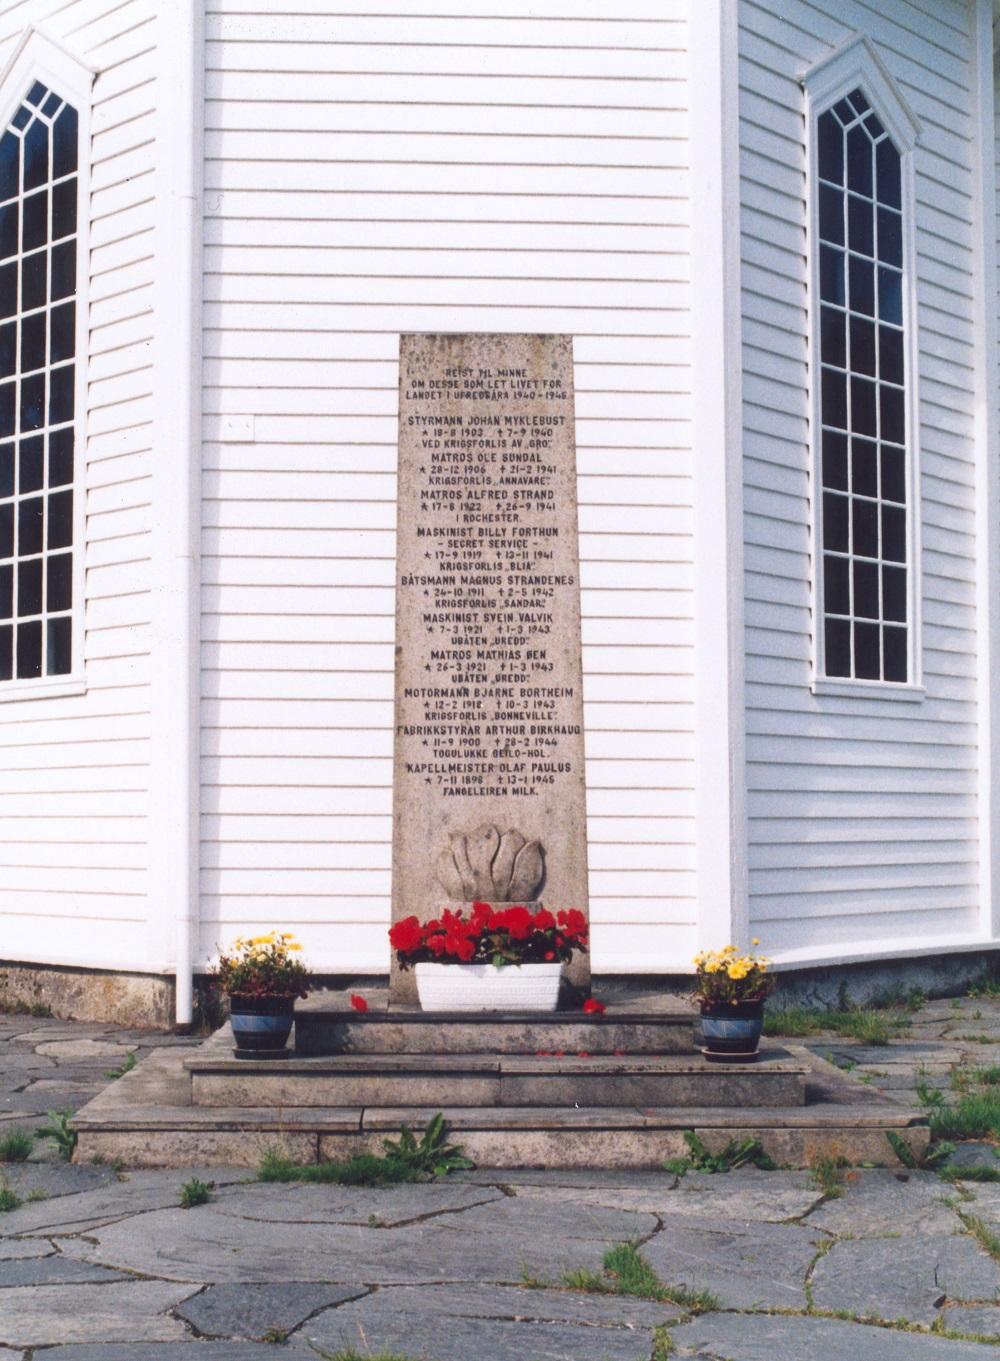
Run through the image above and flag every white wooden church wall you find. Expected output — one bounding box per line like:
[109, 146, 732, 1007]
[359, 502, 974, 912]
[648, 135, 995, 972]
[739, 0, 983, 959]
[199, 0, 698, 972]
[0, 1, 159, 971]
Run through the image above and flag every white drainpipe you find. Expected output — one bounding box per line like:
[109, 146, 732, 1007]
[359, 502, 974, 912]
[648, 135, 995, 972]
[152, 0, 204, 1027]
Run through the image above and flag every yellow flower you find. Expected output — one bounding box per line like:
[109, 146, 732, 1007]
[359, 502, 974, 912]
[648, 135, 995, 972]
[752, 937, 760, 946]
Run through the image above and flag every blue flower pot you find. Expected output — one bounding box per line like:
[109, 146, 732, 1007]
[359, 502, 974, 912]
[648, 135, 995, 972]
[699, 1000, 765, 1061]
[229, 995, 295, 1057]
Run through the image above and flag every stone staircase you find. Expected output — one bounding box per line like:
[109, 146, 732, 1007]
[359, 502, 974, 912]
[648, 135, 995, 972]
[70, 986, 931, 1169]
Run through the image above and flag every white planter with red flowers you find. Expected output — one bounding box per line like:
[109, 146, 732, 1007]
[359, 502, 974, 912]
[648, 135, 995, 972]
[390, 902, 588, 1013]
[414, 960, 563, 1012]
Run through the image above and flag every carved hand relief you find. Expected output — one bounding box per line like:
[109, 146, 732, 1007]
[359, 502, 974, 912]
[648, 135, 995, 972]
[436, 825, 545, 903]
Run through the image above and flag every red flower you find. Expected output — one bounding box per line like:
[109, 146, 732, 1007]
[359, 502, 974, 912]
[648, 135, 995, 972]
[532, 908, 556, 931]
[583, 998, 606, 1015]
[577, 1051, 591, 1058]
[544, 951, 555, 961]
[349, 994, 369, 1013]
[388, 916, 425, 955]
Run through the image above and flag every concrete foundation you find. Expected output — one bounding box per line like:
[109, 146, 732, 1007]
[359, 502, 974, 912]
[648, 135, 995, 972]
[0, 961, 177, 1029]
[7, 949, 999, 1028]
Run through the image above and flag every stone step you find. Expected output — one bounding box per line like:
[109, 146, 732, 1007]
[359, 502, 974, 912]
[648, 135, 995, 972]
[185, 1047, 808, 1110]
[293, 987, 697, 1056]
[69, 1041, 931, 1170]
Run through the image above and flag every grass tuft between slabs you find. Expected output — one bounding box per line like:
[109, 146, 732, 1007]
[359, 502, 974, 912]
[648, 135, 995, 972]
[258, 1113, 473, 1187]
[560, 1240, 718, 1314]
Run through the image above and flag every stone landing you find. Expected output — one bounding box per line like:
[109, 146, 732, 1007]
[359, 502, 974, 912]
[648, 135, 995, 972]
[69, 988, 930, 1169]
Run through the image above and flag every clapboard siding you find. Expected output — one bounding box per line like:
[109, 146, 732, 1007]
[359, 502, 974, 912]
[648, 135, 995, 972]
[739, 0, 982, 958]
[0, 1, 159, 972]
[200, 0, 695, 972]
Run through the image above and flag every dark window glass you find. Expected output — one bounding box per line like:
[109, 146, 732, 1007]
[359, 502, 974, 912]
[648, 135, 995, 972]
[0, 202, 17, 260]
[822, 430, 848, 490]
[846, 123, 873, 196]
[882, 504, 906, 563]
[878, 207, 902, 267]
[52, 177, 75, 240]
[0, 443, 12, 497]
[883, 565, 906, 622]
[21, 250, 46, 311]
[849, 90, 870, 114]
[0, 563, 10, 617]
[825, 617, 851, 676]
[876, 137, 902, 208]
[25, 82, 46, 109]
[851, 437, 877, 496]
[854, 620, 880, 679]
[50, 240, 74, 302]
[20, 312, 45, 373]
[879, 326, 904, 385]
[818, 110, 843, 184]
[848, 194, 873, 256]
[0, 625, 11, 679]
[851, 374, 877, 436]
[18, 436, 42, 494]
[820, 244, 845, 305]
[10, 107, 28, 132]
[22, 188, 46, 252]
[849, 315, 876, 376]
[49, 364, 73, 425]
[822, 367, 847, 428]
[0, 502, 11, 558]
[15, 618, 41, 678]
[0, 261, 16, 317]
[47, 490, 72, 550]
[0, 324, 13, 379]
[821, 307, 846, 368]
[853, 497, 879, 558]
[18, 496, 42, 555]
[49, 301, 74, 364]
[0, 380, 13, 438]
[41, 93, 60, 119]
[865, 113, 884, 139]
[881, 445, 906, 503]
[46, 552, 71, 612]
[824, 554, 850, 614]
[17, 556, 41, 616]
[0, 132, 18, 202]
[19, 372, 44, 432]
[46, 614, 70, 674]
[880, 384, 905, 445]
[878, 266, 903, 326]
[849, 254, 875, 316]
[48, 427, 72, 487]
[883, 625, 907, 681]
[824, 492, 849, 552]
[853, 559, 879, 618]
[819, 181, 844, 243]
[833, 98, 854, 123]
[52, 106, 77, 179]
[23, 118, 47, 192]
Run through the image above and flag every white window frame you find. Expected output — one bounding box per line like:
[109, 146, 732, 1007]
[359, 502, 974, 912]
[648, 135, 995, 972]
[0, 27, 92, 702]
[803, 35, 923, 701]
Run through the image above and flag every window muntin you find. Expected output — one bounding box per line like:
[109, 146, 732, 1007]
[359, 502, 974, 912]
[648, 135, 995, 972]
[0, 80, 77, 684]
[816, 88, 908, 683]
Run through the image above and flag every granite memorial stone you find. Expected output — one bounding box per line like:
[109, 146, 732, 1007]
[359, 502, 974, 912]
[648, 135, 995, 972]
[391, 333, 589, 1002]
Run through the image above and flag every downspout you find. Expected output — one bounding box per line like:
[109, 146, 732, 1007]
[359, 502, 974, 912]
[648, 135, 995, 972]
[152, 0, 204, 1028]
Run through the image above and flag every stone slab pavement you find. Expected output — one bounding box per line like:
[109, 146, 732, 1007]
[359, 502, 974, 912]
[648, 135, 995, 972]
[2, 1008, 1000, 1358]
